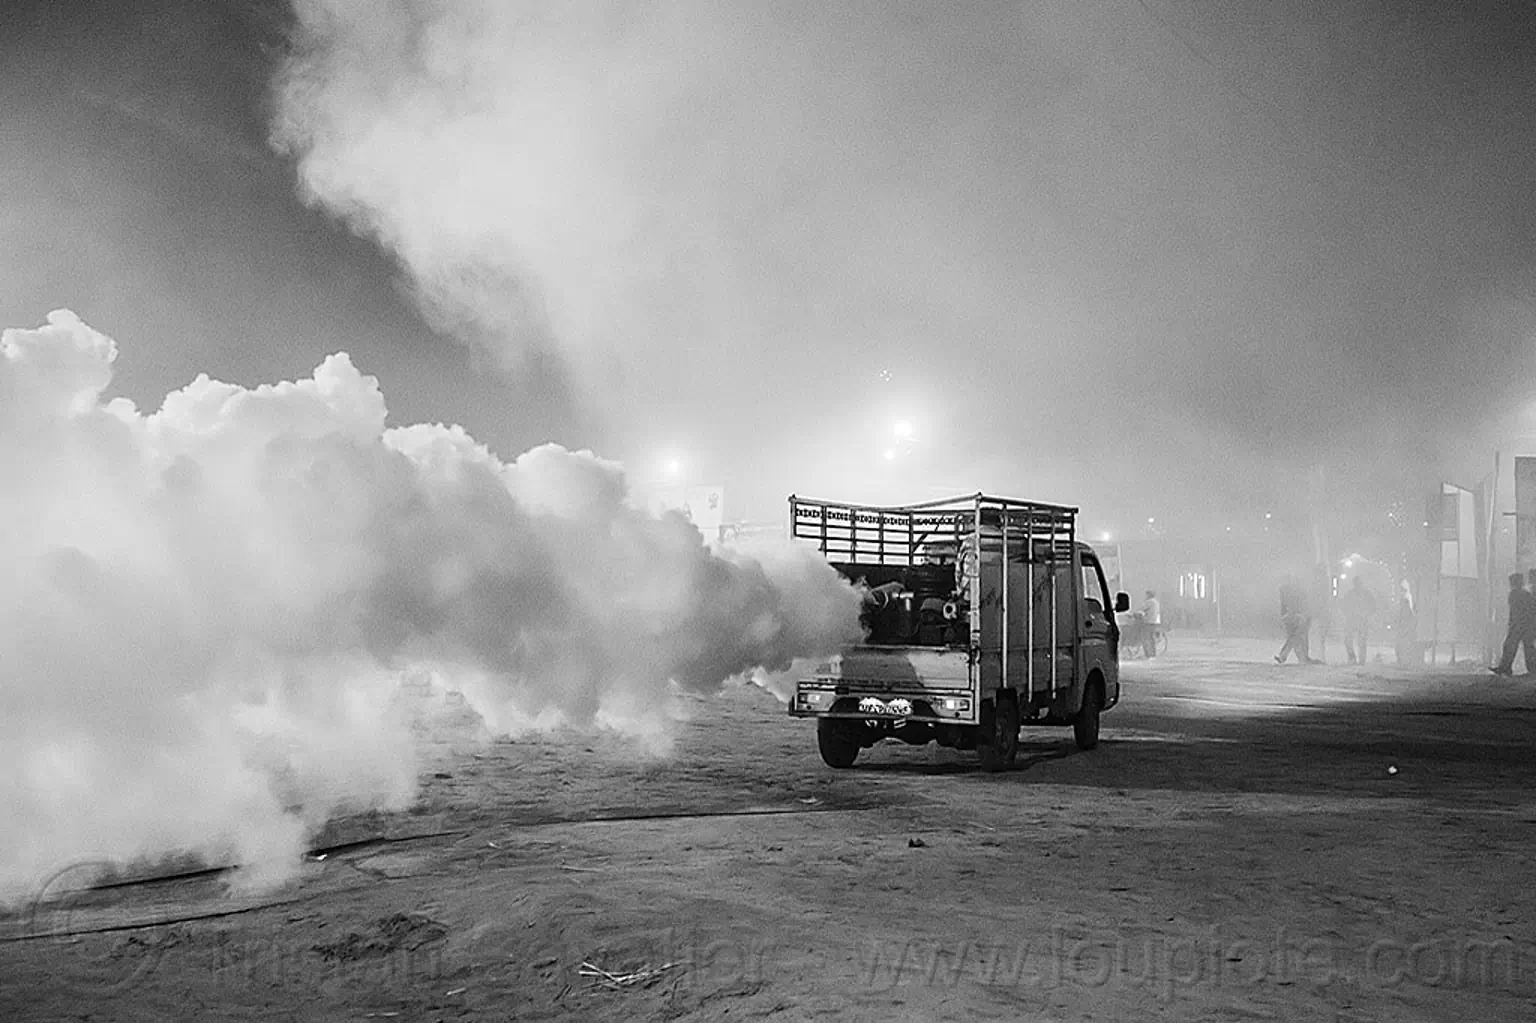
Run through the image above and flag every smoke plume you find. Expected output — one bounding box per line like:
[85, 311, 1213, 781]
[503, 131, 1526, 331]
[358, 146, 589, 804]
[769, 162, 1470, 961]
[271, 0, 697, 365]
[0, 310, 861, 900]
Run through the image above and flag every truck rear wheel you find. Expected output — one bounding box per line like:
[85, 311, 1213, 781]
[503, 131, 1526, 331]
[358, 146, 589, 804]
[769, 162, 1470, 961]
[817, 719, 860, 769]
[976, 696, 1019, 772]
[1074, 681, 1102, 751]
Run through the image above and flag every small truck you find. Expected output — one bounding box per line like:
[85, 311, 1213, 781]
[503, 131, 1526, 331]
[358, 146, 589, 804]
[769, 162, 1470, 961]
[787, 493, 1129, 770]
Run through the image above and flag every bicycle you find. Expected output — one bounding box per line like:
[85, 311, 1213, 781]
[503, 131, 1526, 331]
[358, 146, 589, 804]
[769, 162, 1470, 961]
[1119, 613, 1168, 659]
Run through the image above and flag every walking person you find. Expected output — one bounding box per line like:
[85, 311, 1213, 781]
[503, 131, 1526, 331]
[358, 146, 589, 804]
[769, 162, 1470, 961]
[1275, 576, 1317, 664]
[1139, 589, 1162, 658]
[1341, 576, 1376, 665]
[1526, 570, 1536, 660]
[1493, 572, 1536, 676]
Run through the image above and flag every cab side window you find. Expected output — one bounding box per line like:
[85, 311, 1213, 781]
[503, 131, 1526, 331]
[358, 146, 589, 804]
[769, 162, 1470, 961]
[1081, 556, 1112, 618]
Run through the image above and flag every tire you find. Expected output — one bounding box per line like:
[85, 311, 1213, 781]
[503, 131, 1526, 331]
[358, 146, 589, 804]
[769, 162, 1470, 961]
[976, 695, 1019, 772]
[817, 719, 859, 769]
[1074, 681, 1102, 751]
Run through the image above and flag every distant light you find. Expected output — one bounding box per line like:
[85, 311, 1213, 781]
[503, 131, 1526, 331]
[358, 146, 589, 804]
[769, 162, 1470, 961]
[1264, 512, 1272, 520]
[1225, 525, 1232, 532]
[664, 457, 683, 477]
[883, 449, 896, 461]
[1098, 531, 1112, 543]
[1147, 517, 1155, 525]
[893, 420, 914, 439]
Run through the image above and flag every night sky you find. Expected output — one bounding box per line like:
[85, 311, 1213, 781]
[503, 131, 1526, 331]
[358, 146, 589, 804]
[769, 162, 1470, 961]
[5, 0, 1534, 541]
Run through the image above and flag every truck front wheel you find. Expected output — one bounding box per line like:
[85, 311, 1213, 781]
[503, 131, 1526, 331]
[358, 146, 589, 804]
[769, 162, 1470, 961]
[976, 696, 1019, 772]
[817, 719, 860, 769]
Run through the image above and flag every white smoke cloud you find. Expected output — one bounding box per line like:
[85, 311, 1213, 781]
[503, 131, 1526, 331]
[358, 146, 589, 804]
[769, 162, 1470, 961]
[272, 0, 687, 363]
[267, 1, 933, 375]
[0, 310, 861, 901]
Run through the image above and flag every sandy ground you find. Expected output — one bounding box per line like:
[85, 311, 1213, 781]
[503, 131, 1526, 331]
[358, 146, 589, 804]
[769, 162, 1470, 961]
[5, 635, 1536, 1022]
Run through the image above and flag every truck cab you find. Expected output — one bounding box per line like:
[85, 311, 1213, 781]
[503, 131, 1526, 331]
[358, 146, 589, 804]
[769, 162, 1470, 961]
[787, 493, 1129, 771]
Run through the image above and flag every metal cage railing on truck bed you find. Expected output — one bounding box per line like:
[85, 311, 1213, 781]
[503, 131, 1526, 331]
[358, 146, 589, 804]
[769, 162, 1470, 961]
[788, 492, 1079, 697]
[787, 493, 1077, 566]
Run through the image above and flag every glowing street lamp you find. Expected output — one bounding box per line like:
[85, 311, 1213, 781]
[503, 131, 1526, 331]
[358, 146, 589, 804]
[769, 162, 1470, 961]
[883, 418, 921, 466]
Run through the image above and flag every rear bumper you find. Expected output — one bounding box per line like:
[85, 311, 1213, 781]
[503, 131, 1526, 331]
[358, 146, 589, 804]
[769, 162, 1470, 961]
[789, 710, 958, 726]
[788, 691, 978, 726]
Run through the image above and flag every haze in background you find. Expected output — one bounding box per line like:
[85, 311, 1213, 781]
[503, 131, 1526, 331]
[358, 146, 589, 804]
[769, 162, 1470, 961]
[0, 309, 862, 899]
[273, 0, 1536, 531]
[4, 0, 1532, 532]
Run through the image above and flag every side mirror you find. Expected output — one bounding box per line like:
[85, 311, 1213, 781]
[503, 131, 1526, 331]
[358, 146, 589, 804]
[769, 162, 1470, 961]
[1114, 592, 1131, 613]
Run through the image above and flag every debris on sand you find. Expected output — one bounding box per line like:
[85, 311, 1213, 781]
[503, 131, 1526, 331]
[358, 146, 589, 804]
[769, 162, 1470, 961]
[579, 960, 678, 989]
[311, 913, 447, 962]
[908, 837, 927, 848]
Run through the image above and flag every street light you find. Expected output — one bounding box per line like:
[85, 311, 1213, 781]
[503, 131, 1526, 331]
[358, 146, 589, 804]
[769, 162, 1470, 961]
[884, 418, 918, 464]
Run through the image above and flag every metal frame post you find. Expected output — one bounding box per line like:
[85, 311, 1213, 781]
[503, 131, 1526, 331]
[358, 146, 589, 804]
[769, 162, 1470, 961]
[1050, 519, 1059, 696]
[1002, 503, 1010, 693]
[970, 499, 983, 690]
[1026, 510, 1035, 699]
